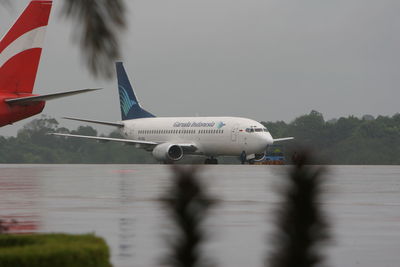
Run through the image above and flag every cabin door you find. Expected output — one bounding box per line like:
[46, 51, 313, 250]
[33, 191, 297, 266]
[231, 125, 239, 142]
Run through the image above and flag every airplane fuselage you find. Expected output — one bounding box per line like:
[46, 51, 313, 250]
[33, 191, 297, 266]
[0, 93, 45, 126]
[121, 116, 273, 156]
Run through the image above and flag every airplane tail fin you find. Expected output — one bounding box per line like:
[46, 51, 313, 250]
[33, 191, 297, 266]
[116, 62, 155, 120]
[0, 0, 52, 94]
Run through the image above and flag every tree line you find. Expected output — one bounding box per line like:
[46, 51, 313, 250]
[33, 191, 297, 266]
[0, 111, 399, 164]
[261, 110, 400, 164]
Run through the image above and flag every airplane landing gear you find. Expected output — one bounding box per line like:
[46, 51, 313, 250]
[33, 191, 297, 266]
[204, 157, 218, 164]
[240, 151, 247, 164]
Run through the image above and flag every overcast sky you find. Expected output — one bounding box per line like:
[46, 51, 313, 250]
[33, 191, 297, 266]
[1, 0, 399, 136]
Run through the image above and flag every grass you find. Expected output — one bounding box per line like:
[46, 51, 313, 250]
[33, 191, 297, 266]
[0, 233, 111, 267]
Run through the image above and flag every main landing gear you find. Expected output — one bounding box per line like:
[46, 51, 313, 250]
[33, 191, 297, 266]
[240, 151, 247, 164]
[204, 157, 218, 164]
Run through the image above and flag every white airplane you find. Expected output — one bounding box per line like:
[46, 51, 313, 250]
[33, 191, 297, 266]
[51, 62, 293, 164]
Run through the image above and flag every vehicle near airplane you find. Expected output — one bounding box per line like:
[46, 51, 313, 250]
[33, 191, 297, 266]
[51, 62, 293, 164]
[0, 0, 98, 127]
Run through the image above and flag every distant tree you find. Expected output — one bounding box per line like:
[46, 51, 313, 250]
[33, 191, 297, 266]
[0, 113, 399, 164]
[362, 114, 375, 121]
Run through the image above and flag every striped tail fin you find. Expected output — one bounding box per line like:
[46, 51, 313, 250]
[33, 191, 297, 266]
[116, 62, 155, 120]
[0, 0, 52, 94]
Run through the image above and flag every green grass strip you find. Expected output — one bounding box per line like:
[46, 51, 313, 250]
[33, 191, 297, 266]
[0, 233, 111, 267]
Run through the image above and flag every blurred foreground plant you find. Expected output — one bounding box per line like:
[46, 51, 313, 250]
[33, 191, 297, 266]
[267, 151, 330, 267]
[160, 166, 217, 267]
[62, 0, 126, 78]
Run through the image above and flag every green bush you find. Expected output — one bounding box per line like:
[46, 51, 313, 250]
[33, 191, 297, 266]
[0, 233, 111, 267]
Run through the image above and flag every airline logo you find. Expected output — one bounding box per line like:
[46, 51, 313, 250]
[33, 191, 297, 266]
[119, 85, 137, 116]
[0, 0, 52, 93]
[173, 121, 226, 128]
[0, 27, 46, 68]
[216, 122, 226, 129]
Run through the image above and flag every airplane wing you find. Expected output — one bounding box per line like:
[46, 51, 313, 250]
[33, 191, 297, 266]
[49, 133, 159, 146]
[4, 88, 101, 105]
[62, 117, 124, 127]
[273, 137, 294, 142]
[49, 133, 200, 153]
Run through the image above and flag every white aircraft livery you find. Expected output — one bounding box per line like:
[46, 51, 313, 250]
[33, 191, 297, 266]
[51, 62, 293, 164]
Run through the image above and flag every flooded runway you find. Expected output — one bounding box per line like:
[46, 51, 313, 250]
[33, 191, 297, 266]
[0, 165, 399, 267]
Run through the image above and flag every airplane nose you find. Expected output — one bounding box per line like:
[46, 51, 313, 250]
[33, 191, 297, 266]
[268, 134, 274, 145]
[263, 133, 274, 147]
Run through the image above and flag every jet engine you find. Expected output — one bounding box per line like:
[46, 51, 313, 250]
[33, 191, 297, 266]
[152, 143, 184, 162]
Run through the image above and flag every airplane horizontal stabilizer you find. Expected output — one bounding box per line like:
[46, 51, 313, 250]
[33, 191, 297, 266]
[63, 117, 124, 127]
[4, 88, 101, 105]
[273, 137, 294, 142]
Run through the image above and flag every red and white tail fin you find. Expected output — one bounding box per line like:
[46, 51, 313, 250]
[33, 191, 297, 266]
[0, 0, 52, 94]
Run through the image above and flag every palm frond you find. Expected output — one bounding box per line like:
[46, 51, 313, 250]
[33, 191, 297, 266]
[62, 0, 126, 78]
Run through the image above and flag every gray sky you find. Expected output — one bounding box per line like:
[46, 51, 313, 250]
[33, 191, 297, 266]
[1, 0, 400, 136]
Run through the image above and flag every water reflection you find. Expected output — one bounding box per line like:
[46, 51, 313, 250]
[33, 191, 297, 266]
[117, 173, 135, 260]
[0, 165, 399, 267]
[0, 167, 41, 233]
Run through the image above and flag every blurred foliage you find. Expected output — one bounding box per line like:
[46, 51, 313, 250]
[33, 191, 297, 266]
[0, 233, 111, 267]
[160, 166, 217, 267]
[62, 0, 126, 78]
[267, 151, 329, 267]
[0, 111, 399, 164]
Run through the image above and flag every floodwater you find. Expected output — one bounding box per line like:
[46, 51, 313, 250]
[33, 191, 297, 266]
[0, 165, 399, 267]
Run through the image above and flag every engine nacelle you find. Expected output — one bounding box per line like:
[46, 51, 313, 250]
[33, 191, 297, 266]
[152, 143, 184, 162]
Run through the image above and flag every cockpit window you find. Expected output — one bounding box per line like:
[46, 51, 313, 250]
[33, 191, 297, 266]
[246, 127, 269, 133]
